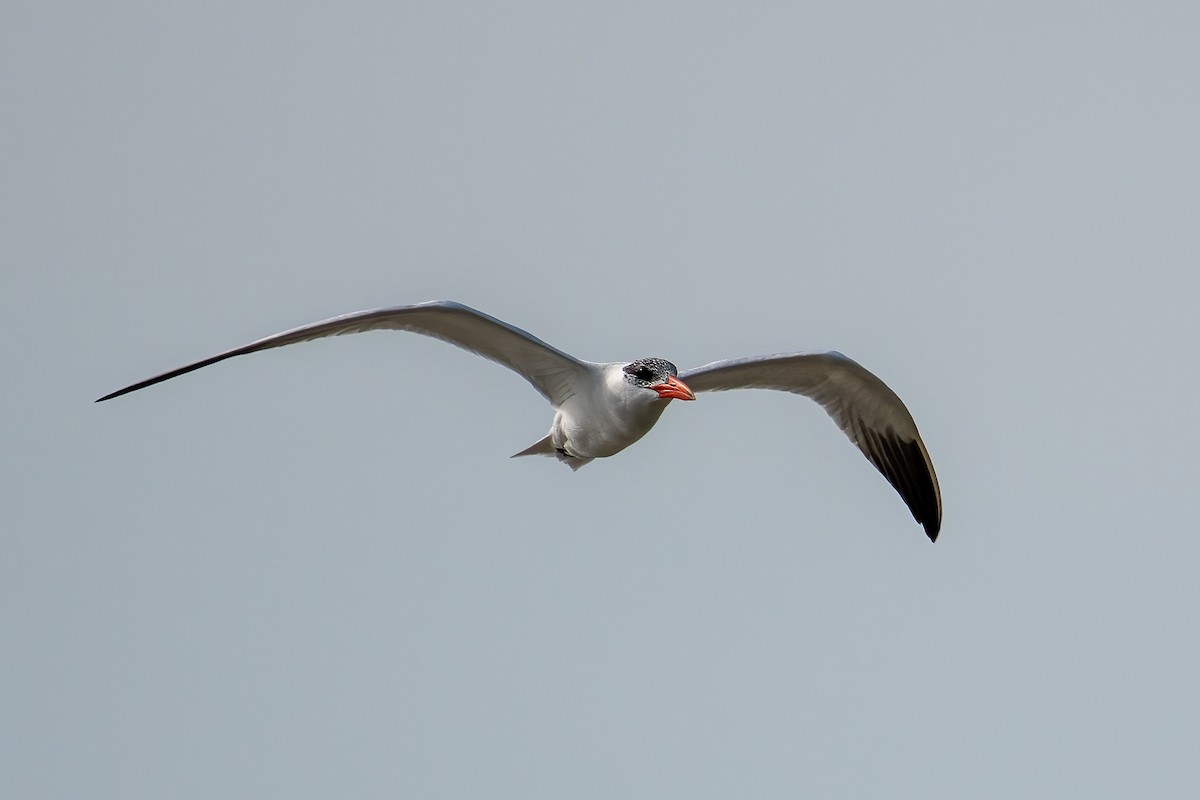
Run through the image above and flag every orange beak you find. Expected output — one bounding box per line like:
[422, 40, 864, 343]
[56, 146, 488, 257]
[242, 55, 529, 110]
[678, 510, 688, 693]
[652, 375, 696, 401]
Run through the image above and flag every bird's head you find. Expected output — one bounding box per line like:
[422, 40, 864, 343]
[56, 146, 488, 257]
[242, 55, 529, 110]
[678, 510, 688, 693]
[622, 358, 695, 401]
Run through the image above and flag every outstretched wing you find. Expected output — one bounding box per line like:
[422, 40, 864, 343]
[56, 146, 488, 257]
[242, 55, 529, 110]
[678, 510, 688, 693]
[681, 352, 941, 541]
[97, 301, 596, 406]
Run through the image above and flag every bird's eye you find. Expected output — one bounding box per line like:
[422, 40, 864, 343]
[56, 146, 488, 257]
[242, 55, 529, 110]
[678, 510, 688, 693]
[625, 361, 659, 382]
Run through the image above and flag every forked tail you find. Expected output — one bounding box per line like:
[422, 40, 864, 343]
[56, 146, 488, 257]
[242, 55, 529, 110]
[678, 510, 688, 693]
[510, 436, 593, 471]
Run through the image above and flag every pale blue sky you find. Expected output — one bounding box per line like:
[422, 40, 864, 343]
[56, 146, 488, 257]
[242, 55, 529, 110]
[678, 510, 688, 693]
[4, 2, 1199, 797]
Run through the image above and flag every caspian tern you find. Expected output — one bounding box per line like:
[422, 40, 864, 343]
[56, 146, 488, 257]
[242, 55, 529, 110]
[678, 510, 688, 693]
[98, 301, 941, 540]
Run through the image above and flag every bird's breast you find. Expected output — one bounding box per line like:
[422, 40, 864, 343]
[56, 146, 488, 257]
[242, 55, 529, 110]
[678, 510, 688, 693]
[551, 396, 670, 459]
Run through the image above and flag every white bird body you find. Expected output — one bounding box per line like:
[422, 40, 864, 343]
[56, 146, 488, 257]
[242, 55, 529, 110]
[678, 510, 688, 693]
[512, 363, 679, 469]
[98, 301, 942, 540]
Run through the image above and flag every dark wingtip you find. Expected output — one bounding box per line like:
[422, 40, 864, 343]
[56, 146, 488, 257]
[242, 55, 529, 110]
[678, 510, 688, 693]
[95, 387, 130, 403]
[860, 427, 942, 544]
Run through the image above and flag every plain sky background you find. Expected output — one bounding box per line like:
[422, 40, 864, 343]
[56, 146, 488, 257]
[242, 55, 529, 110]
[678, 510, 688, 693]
[4, 2, 1199, 797]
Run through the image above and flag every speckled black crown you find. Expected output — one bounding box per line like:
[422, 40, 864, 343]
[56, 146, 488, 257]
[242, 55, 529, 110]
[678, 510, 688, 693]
[622, 357, 679, 386]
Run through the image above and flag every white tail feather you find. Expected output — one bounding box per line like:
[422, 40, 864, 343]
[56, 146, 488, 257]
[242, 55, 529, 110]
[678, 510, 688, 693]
[511, 436, 592, 470]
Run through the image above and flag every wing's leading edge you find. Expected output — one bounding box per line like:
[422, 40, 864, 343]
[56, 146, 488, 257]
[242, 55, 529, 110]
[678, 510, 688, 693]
[96, 301, 594, 405]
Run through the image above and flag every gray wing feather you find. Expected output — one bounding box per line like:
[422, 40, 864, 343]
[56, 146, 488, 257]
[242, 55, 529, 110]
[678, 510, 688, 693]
[681, 352, 941, 541]
[97, 301, 593, 405]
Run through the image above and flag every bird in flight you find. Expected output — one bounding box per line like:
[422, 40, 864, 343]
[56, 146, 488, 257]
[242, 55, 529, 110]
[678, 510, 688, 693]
[98, 301, 941, 540]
